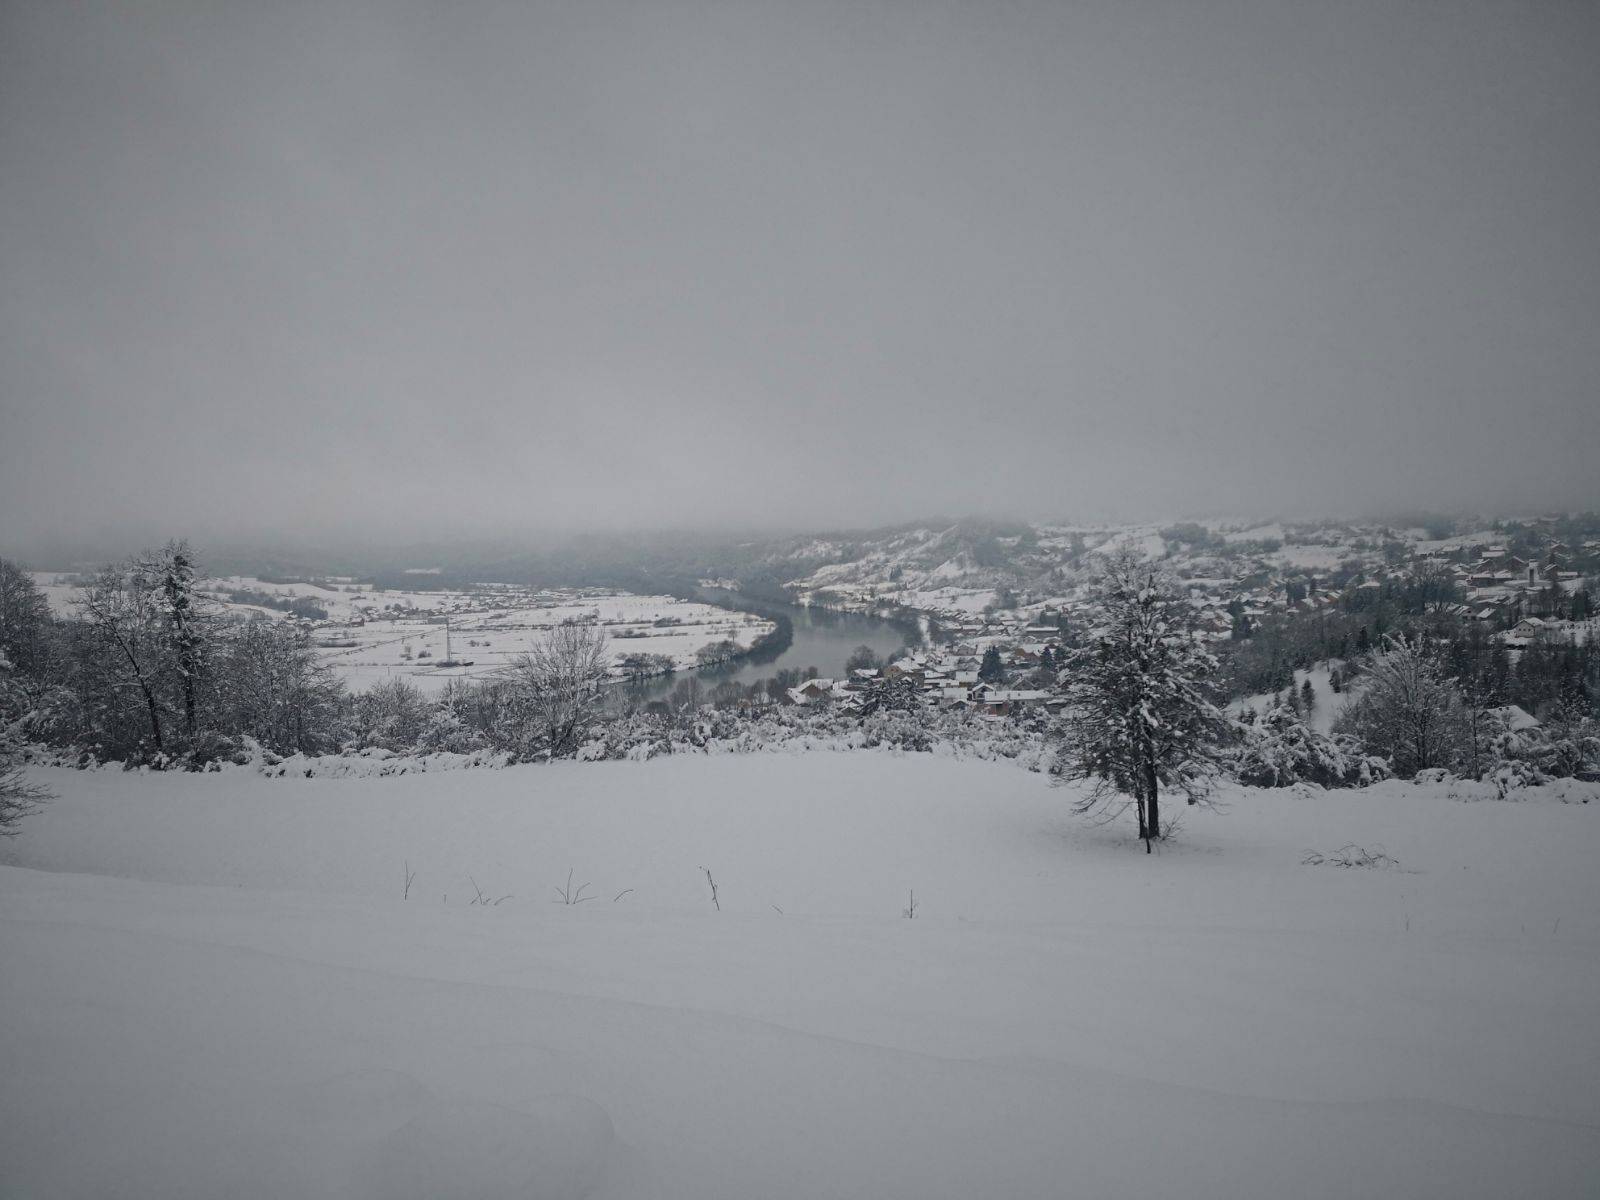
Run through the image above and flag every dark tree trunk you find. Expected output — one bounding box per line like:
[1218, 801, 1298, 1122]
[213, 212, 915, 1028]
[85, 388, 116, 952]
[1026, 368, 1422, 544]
[1144, 757, 1160, 854]
[182, 667, 196, 736]
[140, 681, 164, 754]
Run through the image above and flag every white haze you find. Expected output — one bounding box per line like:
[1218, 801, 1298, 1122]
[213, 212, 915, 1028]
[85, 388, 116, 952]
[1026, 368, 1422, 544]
[3, 0, 1598, 552]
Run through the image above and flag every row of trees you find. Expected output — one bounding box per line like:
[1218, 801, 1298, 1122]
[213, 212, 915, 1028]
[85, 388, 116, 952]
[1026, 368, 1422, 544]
[2, 548, 344, 764]
[0, 548, 618, 772]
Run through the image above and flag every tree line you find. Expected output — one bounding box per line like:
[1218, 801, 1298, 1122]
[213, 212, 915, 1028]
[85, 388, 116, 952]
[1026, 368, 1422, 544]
[0, 545, 621, 773]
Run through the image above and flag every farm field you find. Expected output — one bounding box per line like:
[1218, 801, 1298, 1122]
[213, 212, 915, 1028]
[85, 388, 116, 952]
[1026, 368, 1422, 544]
[30, 573, 775, 694]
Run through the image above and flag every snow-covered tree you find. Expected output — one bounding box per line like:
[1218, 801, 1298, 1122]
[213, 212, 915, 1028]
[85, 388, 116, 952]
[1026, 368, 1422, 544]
[855, 674, 922, 717]
[149, 540, 206, 738]
[1057, 552, 1235, 852]
[496, 622, 610, 760]
[978, 646, 1006, 683]
[0, 558, 52, 678]
[1334, 636, 1468, 778]
[75, 557, 171, 758]
[216, 618, 344, 756]
[352, 678, 430, 752]
[0, 649, 48, 836]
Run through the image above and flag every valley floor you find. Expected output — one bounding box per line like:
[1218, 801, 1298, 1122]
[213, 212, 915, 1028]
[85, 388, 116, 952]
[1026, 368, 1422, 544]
[3, 755, 1598, 1198]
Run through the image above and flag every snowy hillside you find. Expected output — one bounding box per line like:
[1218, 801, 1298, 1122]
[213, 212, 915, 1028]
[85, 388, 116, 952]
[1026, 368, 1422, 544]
[4, 755, 1598, 1198]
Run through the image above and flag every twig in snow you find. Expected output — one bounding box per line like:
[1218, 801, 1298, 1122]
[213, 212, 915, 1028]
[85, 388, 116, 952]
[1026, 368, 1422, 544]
[553, 868, 595, 905]
[469, 875, 513, 906]
[1301, 844, 1399, 870]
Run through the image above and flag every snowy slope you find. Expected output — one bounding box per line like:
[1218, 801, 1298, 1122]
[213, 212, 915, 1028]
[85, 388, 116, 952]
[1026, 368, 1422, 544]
[3, 755, 1599, 1198]
[1235, 661, 1353, 734]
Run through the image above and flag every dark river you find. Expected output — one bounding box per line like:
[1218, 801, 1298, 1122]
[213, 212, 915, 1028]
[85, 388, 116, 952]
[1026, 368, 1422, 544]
[623, 588, 918, 702]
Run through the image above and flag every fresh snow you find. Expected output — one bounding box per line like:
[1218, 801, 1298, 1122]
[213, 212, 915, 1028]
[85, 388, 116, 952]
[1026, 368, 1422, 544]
[29, 573, 775, 695]
[3, 754, 1599, 1198]
[1236, 661, 1354, 734]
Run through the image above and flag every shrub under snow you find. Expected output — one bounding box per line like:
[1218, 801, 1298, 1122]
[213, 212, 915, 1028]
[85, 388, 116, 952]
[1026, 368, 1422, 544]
[1233, 704, 1359, 788]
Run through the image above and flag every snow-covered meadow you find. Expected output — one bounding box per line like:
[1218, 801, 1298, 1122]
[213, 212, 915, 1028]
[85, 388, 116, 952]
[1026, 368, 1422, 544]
[30, 573, 775, 695]
[3, 754, 1598, 1198]
[303, 590, 773, 695]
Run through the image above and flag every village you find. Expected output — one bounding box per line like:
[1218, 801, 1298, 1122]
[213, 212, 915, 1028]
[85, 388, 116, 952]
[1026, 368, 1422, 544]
[784, 630, 1066, 718]
[777, 518, 1600, 720]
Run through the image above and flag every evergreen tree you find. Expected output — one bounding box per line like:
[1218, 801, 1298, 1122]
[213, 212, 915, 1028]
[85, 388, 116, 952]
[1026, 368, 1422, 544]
[151, 541, 205, 738]
[1300, 678, 1316, 712]
[1058, 552, 1235, 852]
[857, 675, 922, 717]
[978, 646, 1006, 683]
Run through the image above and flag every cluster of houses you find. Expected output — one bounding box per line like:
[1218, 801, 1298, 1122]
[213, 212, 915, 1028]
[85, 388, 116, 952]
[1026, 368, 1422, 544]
[1457, 544, 1588, 622]
[1180, 539, 1596, 638]
[785, 637, 1065, 717]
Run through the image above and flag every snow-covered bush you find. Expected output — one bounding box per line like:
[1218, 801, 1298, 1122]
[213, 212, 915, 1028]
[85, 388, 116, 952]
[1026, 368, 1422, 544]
[169, 729, 253, 771]
[350, 678, 431, 752]
[1232, 704, 1358, 788]
[1482, 701, 1600, 792]
[1355, 755, 1392, 787]
[561, 701, 1053, 768]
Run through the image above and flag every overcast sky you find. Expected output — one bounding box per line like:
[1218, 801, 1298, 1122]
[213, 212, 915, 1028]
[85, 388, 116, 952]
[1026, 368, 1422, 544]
[3, 0, 1598, 552]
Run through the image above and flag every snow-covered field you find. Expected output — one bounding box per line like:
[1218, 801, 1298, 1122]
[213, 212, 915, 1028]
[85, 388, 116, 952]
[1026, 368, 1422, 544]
[3, 755, 1599, 1198]
[305, 590, 773, 694]
[30, 574, 774, 695]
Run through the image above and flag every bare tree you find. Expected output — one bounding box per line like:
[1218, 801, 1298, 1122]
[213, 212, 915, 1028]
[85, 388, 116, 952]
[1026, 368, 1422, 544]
[1334, 635, 1468, 777]
[76, 559, 170, 756]
[0, 558, 53, 677]
[497, 621, 610, 760]
[219, 619, 345, 755]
